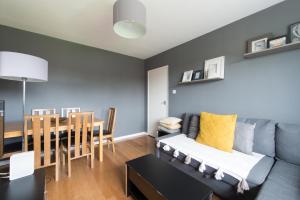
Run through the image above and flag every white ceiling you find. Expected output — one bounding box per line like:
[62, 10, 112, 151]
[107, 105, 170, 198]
[0, 0, 284, 59]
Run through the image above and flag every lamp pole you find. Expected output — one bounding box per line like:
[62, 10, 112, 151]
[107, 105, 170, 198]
[22, 77, 27, 151]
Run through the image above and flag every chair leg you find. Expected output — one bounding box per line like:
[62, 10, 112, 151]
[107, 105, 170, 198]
[111, 138, 115, 153]
[107, 140, 110, 149]
[62, 153, 66, 166]
[55, 161, 59, 182]
[91, 147, 94, 169]
[68, 153, 71, 178]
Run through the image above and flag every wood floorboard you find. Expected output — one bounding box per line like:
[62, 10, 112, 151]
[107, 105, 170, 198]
[46, 136, 221, 200]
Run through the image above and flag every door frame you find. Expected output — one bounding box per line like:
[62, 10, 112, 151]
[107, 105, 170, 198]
[147, 65, 169, 136]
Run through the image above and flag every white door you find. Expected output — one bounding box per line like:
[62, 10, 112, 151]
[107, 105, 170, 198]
[147, 66, 168, 137]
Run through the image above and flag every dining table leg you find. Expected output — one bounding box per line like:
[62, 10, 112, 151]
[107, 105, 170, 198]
[99, 122, 103, 162]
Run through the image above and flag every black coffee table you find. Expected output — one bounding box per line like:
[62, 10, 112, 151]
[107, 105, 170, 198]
[125, 154, 213, 200]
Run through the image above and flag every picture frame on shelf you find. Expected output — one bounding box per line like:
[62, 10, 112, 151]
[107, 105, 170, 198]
[192, 70, 204, 81]
[204, 56, 225, 79]
[181, 70, 193, 82]
[288, 21, 300, 43]
[246, 33, 273, 53]
[268, 35, 287, 48]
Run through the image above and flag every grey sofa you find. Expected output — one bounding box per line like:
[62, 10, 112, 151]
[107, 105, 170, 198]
[156, 116, 300, 200]
[255, 123, 300, 200]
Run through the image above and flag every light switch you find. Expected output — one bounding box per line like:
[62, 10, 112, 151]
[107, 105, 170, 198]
[172, 90, 176, 94]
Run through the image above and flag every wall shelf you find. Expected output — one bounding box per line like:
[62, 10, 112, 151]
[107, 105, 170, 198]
[244, 42, 300, 59]
[178, 77, 223, 85]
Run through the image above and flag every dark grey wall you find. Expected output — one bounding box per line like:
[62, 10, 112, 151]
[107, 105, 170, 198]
[0, 25, 146, 137]
[145, 0, 300, 124]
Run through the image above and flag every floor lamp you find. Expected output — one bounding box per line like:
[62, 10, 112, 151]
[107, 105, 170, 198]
[0, 51, 48, 150]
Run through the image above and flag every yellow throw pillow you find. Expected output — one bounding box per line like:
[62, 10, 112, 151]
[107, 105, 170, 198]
[196, 112, 237, 152]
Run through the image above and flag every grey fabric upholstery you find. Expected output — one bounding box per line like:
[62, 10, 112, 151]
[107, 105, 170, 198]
[276, 123, 300, 165]
[181, 113, 190, 135]
[256, 160, 300, 200]
[238, 118, 276, 157]
[187, 115, 200, 139]
[234, 122, 256, 155]
[247, 156, 275, 186]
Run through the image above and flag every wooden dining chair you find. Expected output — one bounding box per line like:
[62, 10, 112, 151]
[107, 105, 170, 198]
[61, 107, 80, 118]
[24, 114, 60, 181]
[32, 108, 56, 115]
[61, 112, 94, 177]
[94, 107, 117, 153]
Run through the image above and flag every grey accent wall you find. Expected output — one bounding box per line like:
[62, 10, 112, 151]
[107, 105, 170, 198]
[145, 0, 300, 124]
[0, 25, 145, 137]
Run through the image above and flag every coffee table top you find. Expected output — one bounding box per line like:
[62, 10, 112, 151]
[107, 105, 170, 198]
[126, 154, 213, 200]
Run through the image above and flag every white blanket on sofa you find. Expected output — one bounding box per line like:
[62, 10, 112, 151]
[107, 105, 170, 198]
[158, 134, 264, 193]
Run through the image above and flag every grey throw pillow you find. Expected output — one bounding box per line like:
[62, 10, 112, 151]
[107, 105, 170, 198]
[233, 122, 256, 155]
[187, 115, 200, 139]
[238, 118, 276, 157]
[181, 113, 190, 135]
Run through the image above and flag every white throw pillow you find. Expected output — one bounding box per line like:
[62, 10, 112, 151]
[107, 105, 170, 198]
[160, 117, 182, 125]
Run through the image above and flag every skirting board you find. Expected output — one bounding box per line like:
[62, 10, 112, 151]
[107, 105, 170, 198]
[114, 132, 149, 143]
[94, 132, 149, 144]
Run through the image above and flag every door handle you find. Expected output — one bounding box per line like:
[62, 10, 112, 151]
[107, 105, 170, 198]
[162, 100, 167, 105]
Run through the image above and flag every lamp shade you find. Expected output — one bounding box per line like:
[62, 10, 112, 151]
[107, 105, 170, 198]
[113, 0, 146, 39]
[0, 51, 48, 82]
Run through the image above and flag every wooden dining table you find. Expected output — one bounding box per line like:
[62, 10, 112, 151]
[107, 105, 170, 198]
[3, 118, 105, 162]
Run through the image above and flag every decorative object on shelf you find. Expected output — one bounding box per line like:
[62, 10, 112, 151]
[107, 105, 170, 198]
[244, 42, 300, 59]
[268, 35, 287, 48]
[181, 70, 193, 82]
[246, 33, 273, 53]
[288, 21, 300, 43]
[113, 0, 146, 39]
[204, 56, 225, 80]
[192, 70, 204, 81]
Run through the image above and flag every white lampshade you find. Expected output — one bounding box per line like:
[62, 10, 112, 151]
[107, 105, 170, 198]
[113, 0, 146, 39]
[0, 51, 48, 82]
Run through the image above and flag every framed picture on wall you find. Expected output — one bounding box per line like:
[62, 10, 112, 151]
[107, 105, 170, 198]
[268, 35, 287, 48]
[288, 21, 300, 43]
[181, 70, 193, 82]
[192, 70, 204, 80]
[204, 56, 225, 79]
[246, 33, 273, 53]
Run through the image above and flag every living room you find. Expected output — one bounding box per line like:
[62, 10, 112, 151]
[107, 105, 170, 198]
[0, 0, 299, 200]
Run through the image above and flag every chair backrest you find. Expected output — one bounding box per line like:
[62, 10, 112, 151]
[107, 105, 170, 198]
[61, 107, 80, 118]
[107, 107, 117, 135]
[32, 108, 56, 116]
[24, 114, 59, 169]
[67, 112, 94, 158]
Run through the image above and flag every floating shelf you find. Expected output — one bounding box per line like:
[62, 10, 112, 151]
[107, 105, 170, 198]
[244, 42, 300, 59]
[178, 77, 223, 85]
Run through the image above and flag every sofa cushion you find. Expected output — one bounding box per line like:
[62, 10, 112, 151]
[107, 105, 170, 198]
[233, 122, 256, 155]
[181, 113, 190, 135]
[160, 117, 182, 125]
[187, 115, 200, 139]
[256, 160, 300, 200]
[238, 118, 275, 157]
[246, 156, 274, 186]
[196, 112, 237, 152]
[276, 123, 300, 165]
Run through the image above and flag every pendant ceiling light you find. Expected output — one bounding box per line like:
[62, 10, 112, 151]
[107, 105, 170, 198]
[113, 0, 146, 39]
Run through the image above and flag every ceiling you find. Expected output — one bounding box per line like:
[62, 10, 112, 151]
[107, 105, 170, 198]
[0, 0, 284, 59]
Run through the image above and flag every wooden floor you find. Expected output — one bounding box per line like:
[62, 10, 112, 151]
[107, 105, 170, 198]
[46, 136, 220, 200]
